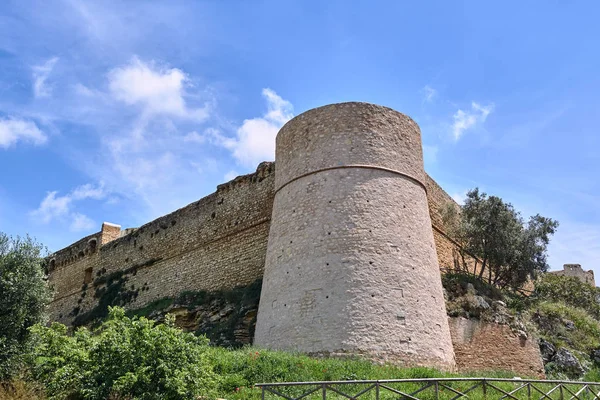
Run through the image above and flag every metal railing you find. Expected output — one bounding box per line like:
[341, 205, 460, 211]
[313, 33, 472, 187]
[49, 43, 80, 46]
[256, 378, 600, 400]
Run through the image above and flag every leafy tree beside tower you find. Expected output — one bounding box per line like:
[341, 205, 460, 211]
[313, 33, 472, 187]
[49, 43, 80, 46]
[442, 188, 559, 290]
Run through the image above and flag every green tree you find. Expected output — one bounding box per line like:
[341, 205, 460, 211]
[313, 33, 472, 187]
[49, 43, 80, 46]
[29, 307, 220, 400]
[443, 188, 558, 290]
[535, 274, 600, 318]
[0, 233, 51, 379]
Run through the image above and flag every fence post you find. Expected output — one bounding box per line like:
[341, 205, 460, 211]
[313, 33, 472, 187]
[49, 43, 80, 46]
[560, 384, 564, 400]
[527, 383, 531, 400]
[435, 380, 439, 400]
[483, 379, 487, 400]
[376, 382, 380, 400]
[261, 386, 265, 400]
[322, 383, 327, 399]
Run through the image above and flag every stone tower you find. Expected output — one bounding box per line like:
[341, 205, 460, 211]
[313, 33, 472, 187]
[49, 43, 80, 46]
[254, 102, 456, 370]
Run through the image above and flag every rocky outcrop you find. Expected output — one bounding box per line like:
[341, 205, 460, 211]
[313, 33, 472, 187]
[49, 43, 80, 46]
[551, 348, 585, 378]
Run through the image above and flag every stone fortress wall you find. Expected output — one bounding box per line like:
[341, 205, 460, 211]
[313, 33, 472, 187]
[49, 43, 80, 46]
[549, 264, 596, 286]
[47, 163, 275, 324]
[47, 102, 541, 376]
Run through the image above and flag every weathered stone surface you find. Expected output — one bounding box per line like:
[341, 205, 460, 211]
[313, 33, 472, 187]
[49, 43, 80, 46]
[553, 348, 584, 377]
[539, 339, 556, 363]
[449, 317, 545, 378]
[255, 102, 456, 371]
[590, 348, 600, 364]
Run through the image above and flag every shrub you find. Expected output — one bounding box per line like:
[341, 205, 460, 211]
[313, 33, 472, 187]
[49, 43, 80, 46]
[0, 233, 52, 380]
[534, 274, 600, 319]
[28, 307, 219, 400]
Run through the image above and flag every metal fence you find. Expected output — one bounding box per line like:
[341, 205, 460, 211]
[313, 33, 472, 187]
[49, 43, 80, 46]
[256, 378, 600, 400]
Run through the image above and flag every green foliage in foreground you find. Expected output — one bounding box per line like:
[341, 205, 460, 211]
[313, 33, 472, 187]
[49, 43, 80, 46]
[29, 308, 219, 400]
[26, 307, 523, 400]
[0, 233, 52, 380]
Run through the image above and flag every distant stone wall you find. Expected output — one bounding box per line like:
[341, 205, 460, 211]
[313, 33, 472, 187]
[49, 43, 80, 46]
[449, 317, 545, 378]
[550, 264, 596, 286]
[47, 162, 275, 323]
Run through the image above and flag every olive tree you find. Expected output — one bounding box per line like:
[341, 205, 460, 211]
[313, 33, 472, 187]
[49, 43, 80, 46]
[443, 188, 558, 290]
[0, 233, 52, 378]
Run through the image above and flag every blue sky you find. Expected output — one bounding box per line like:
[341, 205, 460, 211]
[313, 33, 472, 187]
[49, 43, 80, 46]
[1, 0, 599, 276]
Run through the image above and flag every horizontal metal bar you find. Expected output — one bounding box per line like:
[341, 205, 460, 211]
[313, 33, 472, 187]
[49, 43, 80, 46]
[256, 378, 600, 388]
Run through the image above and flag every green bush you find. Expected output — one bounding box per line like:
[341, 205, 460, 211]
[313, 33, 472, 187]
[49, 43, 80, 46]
[28, 307, 219, 400]
[0, 233, 52, 380]
[531, 301, 600, 353]
[534, 274, 600, 319]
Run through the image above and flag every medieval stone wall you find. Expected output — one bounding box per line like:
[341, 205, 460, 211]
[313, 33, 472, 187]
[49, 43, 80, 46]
[448, 317, 546, 378]
[47, 162, 275, 323]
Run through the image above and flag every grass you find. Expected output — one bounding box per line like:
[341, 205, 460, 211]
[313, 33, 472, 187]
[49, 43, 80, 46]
[206, 346, 530, 400]
[530, 301, 600, 353]
[0, 380, 45, 400]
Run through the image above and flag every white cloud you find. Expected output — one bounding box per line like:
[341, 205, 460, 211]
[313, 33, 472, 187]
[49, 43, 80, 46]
[0, 118, 47, 149]
[451, 190, 468, 205]
[108, 57, 209, 121]
[452, 102, 494, 140]
[30, 183, 106, 232]
[183, 131, 206, 144]
[224, 170, 238, 181]
[218, 88, 293, 168]
[70, 213, 96, 232]
[32, 57, 59, 98]
[422, 85, 437, 103]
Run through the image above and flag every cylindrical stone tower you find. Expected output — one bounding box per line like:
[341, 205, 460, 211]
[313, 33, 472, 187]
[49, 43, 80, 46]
[254, 102, 455, 370]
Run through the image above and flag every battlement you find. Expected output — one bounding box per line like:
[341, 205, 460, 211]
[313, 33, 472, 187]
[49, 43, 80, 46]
[550, 263, 596, 286]
[47, 222, 124, 273]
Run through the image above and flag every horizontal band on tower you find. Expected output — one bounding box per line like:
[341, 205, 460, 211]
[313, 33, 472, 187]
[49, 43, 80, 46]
[274, 164, 428, 195]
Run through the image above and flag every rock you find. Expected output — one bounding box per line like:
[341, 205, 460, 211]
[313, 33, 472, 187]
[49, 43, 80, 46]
[563, 319, 576, 330]
[466, 283, 476, 295]
[539, 339, 556, 363]
[516, 330, 528, 339]
[590, 348, 600, 365]
[492, 300, 507, 309]
[474, 295, 490, 310]
[553, 348, 584, 377]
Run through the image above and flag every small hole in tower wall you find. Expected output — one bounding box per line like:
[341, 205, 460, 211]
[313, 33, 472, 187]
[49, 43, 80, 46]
[211, 212, 216, 219]
[84, 267, 93, 284]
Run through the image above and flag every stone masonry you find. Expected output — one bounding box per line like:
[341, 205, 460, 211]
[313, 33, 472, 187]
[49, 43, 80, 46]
[254, 103, 456, 370]
[47, 101, 543, 374]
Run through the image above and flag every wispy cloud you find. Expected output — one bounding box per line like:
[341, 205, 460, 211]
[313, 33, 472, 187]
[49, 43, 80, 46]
[70, 212, 96, 232]
[213, 88, 293, 168]
[452, 102, 494, 140]
[30, 183, 106, 232]
[451, 190, 468, 205]
[0, 117, 47, 149]
[32, 57, 59, 98]
[422, 85, 437, 103]
[108, 57, 210, 121]
[224, 170, 238, 181]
